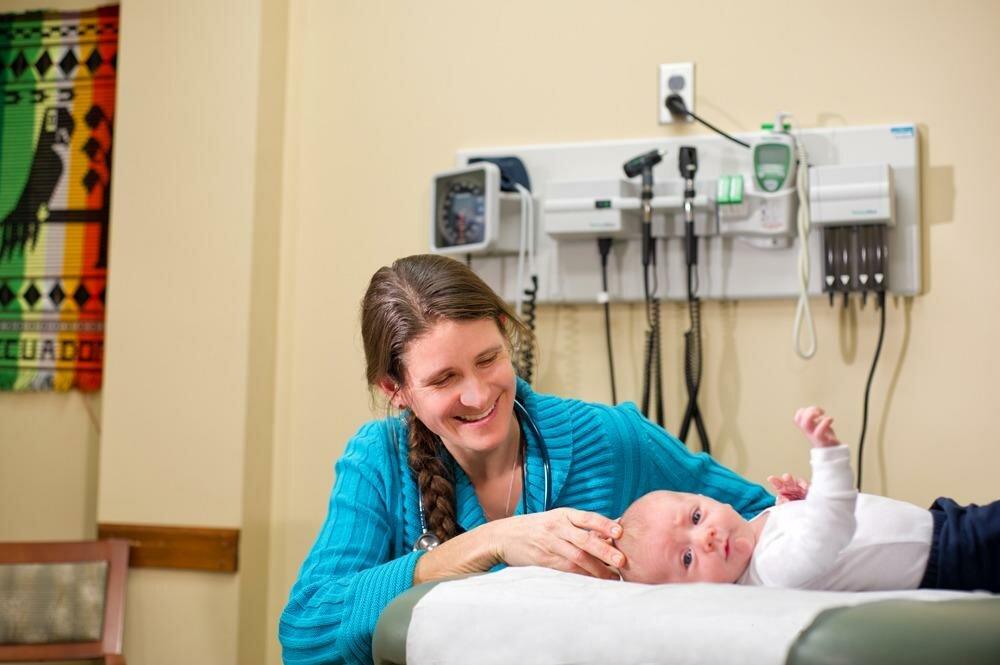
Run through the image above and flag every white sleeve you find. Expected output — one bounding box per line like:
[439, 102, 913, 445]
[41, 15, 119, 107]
[753, 445, 858, 588]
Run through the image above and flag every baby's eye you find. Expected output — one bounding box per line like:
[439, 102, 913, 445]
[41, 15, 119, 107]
[682, 549, 693, 568]
[692, 508, 702, 525]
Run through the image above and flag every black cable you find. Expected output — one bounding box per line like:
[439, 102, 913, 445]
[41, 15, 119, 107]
[640, 292, 664, 426]
[677, 147, 710, 453]
[640, 254, 652, 415]
[648, 241, 664, 426]
[624, 151, 665, 427]
[639, 206, 660, 422]
[665, 94, 750, 150]
[679, 298, 710, 453]
[652, 298, 664, 425]
[518, 275, 538, 384]
[857, 290, 887, 491]
[597, 238, 617, 404]
[641, 329, 653, 415]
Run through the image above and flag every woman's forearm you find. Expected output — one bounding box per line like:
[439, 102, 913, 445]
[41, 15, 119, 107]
[412, 521, 504, 585]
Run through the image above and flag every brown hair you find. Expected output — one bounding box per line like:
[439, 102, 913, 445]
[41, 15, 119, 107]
[361, 254, 534, 543]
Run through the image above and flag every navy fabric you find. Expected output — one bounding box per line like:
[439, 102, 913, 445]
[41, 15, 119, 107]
[919, 497, 1000, 593]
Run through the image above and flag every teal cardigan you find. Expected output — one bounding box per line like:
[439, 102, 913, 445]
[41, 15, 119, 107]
[279, 380, 774, 664]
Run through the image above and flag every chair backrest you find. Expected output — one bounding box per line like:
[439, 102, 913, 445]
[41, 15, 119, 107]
[0, 540, 129, 663]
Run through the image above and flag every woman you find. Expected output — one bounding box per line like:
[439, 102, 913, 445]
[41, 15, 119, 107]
[279, 254, 774, 664]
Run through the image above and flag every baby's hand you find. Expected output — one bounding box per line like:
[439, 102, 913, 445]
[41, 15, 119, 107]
[794, 406, 841, 448]
[767, 473, 809, 503]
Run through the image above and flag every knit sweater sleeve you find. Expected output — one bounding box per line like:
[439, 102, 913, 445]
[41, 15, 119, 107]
[614, 403, 774, 519]
[279, 422, 422, 665]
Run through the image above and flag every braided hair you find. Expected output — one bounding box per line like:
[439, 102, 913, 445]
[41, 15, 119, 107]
[361, 254, 533, 543]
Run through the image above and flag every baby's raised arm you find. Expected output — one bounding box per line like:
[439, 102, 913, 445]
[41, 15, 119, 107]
[751, 406, 859, 588]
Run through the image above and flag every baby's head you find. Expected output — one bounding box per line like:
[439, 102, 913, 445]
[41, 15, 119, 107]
[616, 491, 757, 584]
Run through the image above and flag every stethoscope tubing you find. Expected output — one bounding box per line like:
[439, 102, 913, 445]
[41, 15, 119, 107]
[413, 398, 550, 551]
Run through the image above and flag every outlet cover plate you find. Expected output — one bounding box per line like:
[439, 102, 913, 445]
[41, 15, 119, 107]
[659, 62, 694, 124]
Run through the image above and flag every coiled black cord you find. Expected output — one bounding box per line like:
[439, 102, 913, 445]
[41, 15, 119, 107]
[641, 327, 653, 416]
[639, 238, 664, 426]
[651, 298, 664, 425]
[857, 290, 886, 491]
[517, 275, 538, 384]
[640, 300, 664, 424]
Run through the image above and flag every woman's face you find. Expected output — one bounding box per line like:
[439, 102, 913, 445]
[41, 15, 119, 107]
[394, 318, 518, 464]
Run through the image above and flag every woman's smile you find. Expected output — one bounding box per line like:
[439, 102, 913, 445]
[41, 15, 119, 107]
[455, 398, 498, 424]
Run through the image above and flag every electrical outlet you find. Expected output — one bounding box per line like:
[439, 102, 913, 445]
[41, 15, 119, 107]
[659, 62, 694, 124]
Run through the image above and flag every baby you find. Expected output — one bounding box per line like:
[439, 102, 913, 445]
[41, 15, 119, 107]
[616, 407, 1000, 592]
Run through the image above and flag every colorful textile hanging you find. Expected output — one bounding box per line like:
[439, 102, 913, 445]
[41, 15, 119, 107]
[0, 6, 117, 391]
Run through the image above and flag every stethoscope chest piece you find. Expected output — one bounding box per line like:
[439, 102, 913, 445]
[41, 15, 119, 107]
[412, 531, 441, 552]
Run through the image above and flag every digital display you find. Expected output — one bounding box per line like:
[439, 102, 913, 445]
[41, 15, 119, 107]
[757, 144, 789, 164]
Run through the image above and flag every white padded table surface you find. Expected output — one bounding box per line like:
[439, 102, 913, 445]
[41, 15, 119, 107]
[406, 566, 976, 665]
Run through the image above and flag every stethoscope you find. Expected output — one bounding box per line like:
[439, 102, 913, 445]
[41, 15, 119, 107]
[412, 398, 551, 552]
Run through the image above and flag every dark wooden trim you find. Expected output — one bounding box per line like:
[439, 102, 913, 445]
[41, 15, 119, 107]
[97, 523, 239, 573]
[0, 641, 104, 661]
[102, 540, 129, 654]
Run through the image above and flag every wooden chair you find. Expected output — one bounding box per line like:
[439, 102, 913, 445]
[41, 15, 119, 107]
[0, 540, 129, 664]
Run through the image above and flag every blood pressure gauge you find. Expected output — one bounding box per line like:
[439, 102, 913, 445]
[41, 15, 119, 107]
[431, 163, 501, 254]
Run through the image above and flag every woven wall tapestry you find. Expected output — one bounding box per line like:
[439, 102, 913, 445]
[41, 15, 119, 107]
[0, 6, 117, 391]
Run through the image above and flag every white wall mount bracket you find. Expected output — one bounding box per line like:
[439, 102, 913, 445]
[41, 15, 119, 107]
[450, 124, 921, 304]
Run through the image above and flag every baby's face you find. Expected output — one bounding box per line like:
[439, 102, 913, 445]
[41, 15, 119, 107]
[618, 491, 756, 584]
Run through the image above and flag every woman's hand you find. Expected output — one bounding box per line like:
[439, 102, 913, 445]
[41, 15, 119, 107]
[489, 508, 625, 580]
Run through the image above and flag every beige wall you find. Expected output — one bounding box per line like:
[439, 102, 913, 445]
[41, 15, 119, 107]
[97, 1, 280, 664]
[3, 0, 999, 664]
[266, 0, 999, 661]
[0, 392, 100, 540]
[3, 0, 280, 663]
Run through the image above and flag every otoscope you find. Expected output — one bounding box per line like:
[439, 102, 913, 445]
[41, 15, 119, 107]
[623, 149, 664, 270]
[623, 148, 666, 426]
[677, 146, 710, 453]
[680, 146, 698, 286]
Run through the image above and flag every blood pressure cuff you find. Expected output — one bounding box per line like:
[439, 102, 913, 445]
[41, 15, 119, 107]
[373, 567, 999, 665]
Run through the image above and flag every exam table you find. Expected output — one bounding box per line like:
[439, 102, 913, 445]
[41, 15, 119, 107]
[373, 567, 1000, 665]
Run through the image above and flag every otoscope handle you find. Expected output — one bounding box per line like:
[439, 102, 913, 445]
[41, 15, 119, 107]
[641, 213, 653, 267]
[623, 149, 664, 179]
[685, 211, 697, 267]
[680, 146, 699, 269]
[624, 149, 662, 268]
